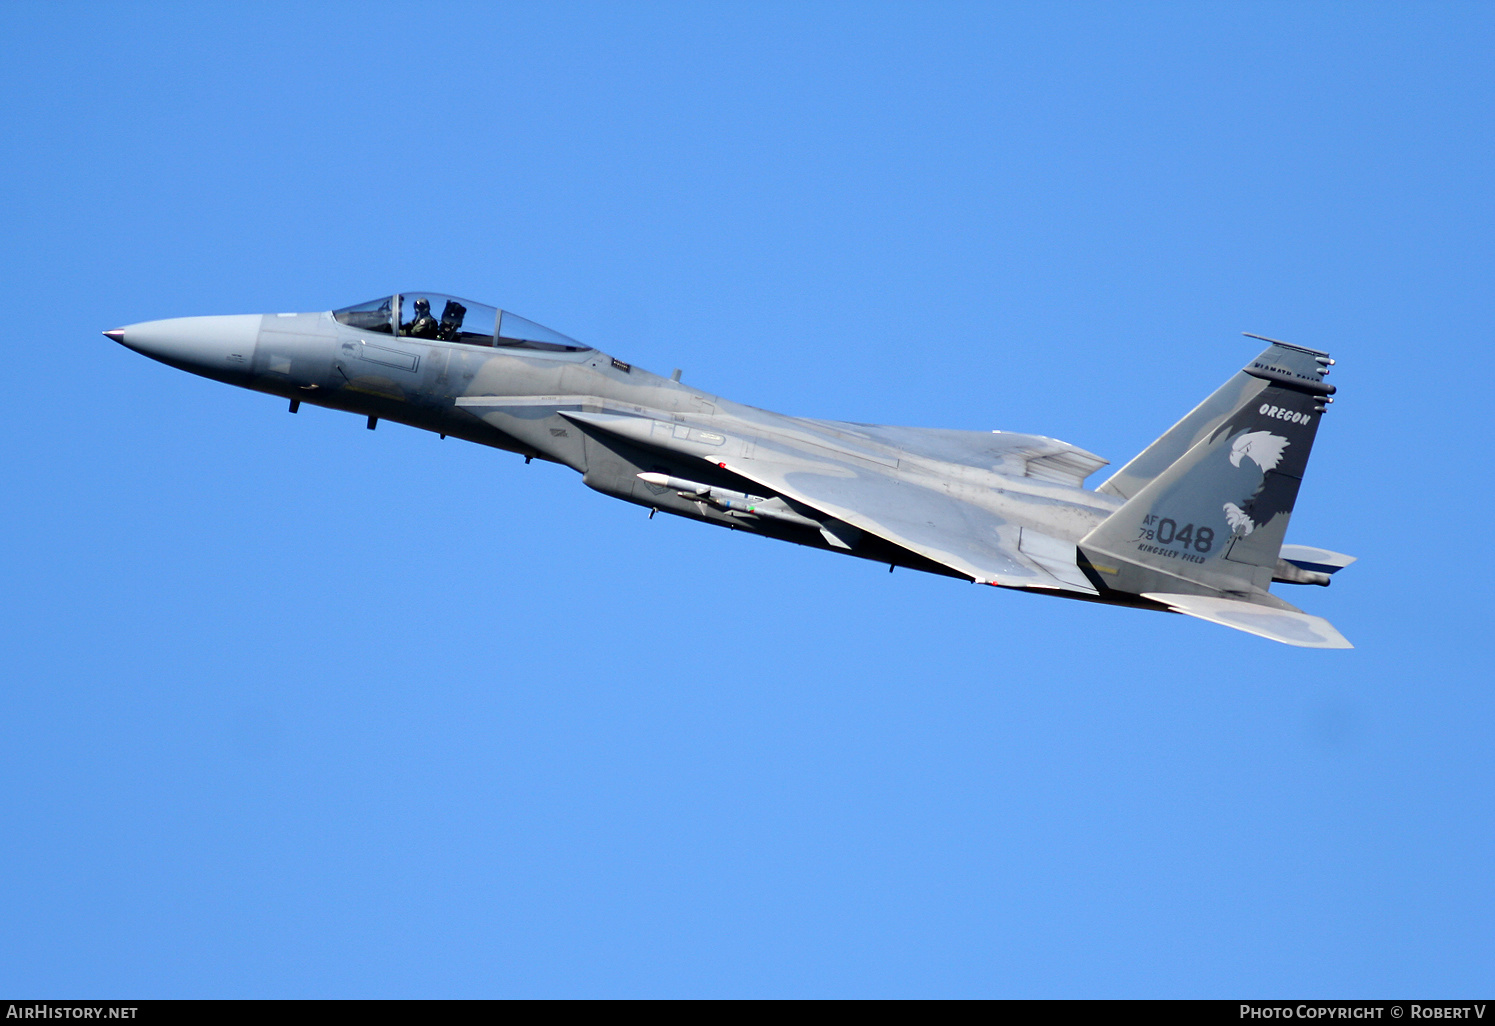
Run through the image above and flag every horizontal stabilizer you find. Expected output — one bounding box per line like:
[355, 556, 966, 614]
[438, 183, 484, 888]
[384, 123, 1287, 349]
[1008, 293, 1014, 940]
[1142, 592, 1353, 649]
[1279, 544, 1357, 575]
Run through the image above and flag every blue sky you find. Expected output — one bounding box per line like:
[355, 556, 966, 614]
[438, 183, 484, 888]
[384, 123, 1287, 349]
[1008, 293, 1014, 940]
[1, 1, 1491, 997]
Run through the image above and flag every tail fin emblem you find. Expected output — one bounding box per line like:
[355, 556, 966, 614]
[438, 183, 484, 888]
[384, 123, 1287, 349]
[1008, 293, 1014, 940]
[1229, 431, 1289, 472]
[1223, 502, 1255, 536]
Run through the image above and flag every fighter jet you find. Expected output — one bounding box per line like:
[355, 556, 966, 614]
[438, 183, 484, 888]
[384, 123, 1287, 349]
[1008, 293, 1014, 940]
[106, 292, 1355, 647]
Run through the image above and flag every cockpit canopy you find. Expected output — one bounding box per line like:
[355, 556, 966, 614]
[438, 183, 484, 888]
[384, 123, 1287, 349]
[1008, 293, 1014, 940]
[333, 293, 589, 353]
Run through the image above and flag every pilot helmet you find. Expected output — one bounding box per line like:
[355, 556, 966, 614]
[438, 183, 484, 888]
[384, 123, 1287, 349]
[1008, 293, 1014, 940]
[413, 297, 431, 314]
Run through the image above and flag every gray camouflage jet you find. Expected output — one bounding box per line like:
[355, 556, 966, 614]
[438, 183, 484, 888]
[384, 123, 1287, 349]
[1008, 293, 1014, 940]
[107, 292, 1354, 647]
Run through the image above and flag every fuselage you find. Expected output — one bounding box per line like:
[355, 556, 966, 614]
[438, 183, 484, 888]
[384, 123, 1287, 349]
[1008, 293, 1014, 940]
[111, 298, 1122, 580]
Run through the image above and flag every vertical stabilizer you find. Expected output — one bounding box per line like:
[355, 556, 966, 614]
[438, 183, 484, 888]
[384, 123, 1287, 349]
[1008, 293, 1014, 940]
[1098, 338, 1333, 500]
[1082, 339, 1337, 597]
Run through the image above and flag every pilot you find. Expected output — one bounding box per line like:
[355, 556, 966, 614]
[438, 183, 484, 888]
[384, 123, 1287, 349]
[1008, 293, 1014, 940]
[403, 297, 439, 339]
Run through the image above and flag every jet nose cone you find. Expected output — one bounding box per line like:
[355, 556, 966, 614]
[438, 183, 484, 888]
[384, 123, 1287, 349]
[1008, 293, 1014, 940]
[109, 314, 261, 380]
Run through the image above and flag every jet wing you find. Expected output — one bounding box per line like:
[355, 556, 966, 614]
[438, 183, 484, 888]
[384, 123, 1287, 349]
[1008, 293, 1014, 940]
[560, 408, 1098, 593]
[711, 442, 1097, 594]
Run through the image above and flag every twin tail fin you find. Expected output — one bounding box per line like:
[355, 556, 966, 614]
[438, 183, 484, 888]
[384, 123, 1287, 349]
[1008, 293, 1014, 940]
[1081, 337, 1349, 647]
